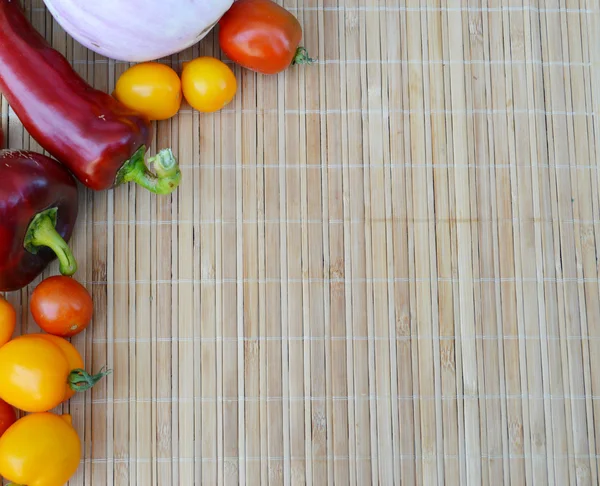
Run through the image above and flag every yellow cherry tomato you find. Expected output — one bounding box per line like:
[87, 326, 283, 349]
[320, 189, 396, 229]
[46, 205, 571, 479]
[35, 333, 85, 401]
[0, 296, 16, 347]
[114, 62, 182, 120]
[181, 57, 237, 113]
[0, 334, 109, 413]
[0, 412, 81, 486]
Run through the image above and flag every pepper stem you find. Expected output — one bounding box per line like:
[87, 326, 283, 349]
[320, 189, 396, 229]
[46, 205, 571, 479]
[68, 366, 112, 392]
[23, 208, 77, 276]
[116, 146, 181, 195]
[292, 46, 317, 65]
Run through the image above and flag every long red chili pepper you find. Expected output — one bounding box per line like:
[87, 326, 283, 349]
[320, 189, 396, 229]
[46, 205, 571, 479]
[0, 149, 79, 292]
[0, 0, 181, 195]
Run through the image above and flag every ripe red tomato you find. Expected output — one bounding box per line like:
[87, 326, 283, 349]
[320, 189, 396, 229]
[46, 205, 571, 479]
[0, 399, 16, 437]
[30, 276, 93, 338]
[218, 0, 315, 75]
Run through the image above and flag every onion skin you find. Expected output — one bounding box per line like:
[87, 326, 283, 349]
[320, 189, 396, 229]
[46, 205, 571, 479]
[42, 0, 234, 62]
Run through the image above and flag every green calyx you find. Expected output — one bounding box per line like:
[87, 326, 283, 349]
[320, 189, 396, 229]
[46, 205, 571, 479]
[292, 46, 317, 66]
[115, 145, 181, 195]
[68, 366, 112, 392]
[23, 208, 77, 276]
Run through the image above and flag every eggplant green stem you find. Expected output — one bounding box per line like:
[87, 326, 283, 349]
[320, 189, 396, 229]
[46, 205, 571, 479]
[23, 208, 77, 276]
[68, 366, 112, 392]
[116, 145, 181, 195]
[292, 46, 317, 65]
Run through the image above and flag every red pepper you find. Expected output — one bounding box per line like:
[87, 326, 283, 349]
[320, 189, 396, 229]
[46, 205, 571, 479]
[0, 0, 181, 195]
[0, 149, 79, 292]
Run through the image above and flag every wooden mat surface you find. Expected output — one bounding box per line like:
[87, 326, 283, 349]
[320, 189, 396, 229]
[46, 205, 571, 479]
[2, 0, 600, 485]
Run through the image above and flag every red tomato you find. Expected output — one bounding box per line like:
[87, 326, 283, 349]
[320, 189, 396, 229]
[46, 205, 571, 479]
[0, 399, 16, 437]
[218, 0, 316, 75]
[30, 276, 93, 338]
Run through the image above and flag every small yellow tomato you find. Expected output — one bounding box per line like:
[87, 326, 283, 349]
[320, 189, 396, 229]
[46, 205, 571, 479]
[35, 333, 85, 401]
[114, 62, 182, 120]
[181, 57, 237, 113]
[0, 296, 16, 347]
[0, 335, 67, 412]
[0, 412, 81, 486]
[0, 334, 109, 413]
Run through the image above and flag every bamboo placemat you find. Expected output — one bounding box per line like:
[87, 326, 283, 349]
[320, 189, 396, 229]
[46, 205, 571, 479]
[2, 0, 600, 485]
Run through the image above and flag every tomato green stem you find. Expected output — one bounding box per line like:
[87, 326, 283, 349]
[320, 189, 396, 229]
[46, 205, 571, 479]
[68, 366, 112, 392]
[23, 207, 78, 276]
[292, 46, 317, 65]
[115, 145, 181, 195]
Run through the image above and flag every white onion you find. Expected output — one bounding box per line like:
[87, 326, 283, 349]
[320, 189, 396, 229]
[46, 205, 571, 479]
[43, 0, 234, 62]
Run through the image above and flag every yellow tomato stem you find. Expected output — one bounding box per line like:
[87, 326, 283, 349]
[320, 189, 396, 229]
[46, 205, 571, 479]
[68, 366, 111, 392]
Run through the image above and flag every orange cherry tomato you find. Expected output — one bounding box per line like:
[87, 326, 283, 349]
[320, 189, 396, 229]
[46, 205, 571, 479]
[181, 57, 237, 113]
[30, 276, 93, 338]
[0, 333, 109, 413]
[218, 0, 316, 75]
[114, 62, 182, 120]
[0, 412, 81, 486]
[0, 399, 16, 438]
[36, 333, 85, 401]
[0, 296, 16, 347]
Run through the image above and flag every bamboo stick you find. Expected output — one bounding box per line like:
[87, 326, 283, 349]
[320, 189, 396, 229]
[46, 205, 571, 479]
[281, 4, 307, 486]
[543, 0, 589, 482]
[447, 1, 482, 484]
[430, 0, 462, 483]
[584, 1, 600, 482]
[363, 0, 396, 482]
[241, 65, 261, 485]
[380, 0, 403, 483]
[563, 1, 599, 482]
[503, 0, 536, 484]
[263, 72, 285, 485]
[341, 0, 373, 482]
[321, 0, 351, 484]
[535, 2, 570, 484]
[406, 1, 439, 484]
[198, 36, 218, 482]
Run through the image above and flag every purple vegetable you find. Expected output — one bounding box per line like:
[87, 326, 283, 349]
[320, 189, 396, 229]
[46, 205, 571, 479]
[43, 0, 234, 62]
